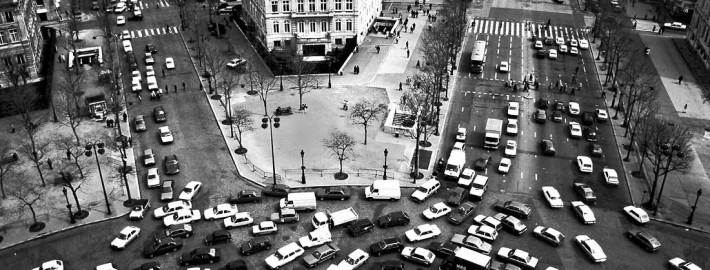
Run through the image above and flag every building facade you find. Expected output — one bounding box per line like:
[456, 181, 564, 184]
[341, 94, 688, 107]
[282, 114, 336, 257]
[666, 0, 696, 17]
[0, 0, 51, 87]
[243, 0, 380, 60]
[688, 0, 710, 71]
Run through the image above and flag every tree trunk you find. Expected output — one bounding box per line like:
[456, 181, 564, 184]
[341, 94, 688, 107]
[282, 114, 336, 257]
[0, 177, 5, 198]
[625, 128, 637, 160]
[35, 163, 46, 187]
[338, 158, 344, 175]
[71, 125, 81, 146]
[29, 204, 38, 224]
[73, 157, 84, 178]
[71, 186, 83, 212]
[236, 131, 244, 148]
[363, 124, 368, 145]
[647, 153, 664, 205]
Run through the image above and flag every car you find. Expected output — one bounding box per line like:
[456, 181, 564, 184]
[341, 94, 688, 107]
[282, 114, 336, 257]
[158, 126, 173, 144]
[497, 247, 538, 270]
[584, 128, 597, 142]
[224, 212, 254, 229]
[456, 127, 467, 141]
[163, 209, 201, 227]
[252, 221, 278, 236]
[551, 110, 563, 122]
[262, 184, 290, 197]
[240, 236, 271, 255]
[589, 143, 603, 157]
[541, 186, 563, 208]
[494, 214, 527, 235]
[494, 200, 531, 219]
[595, 109, 608, 121]
[153, 200, 192, 219]
[204, 229, 232, 246]
[498, 158, 511, 174]
[411, 178, 441, 202]
[499, 61, 509, 72]
[544, 37, 554, 45]
[553, 101, 564, 112]
[506, 119, 518, 135]
[572, 183, 596, 205]
[559, 44, 568, 53]
[114, 2, 126, 13]
[537, 98, 549, 109]
[164, 155, 180, 175]
[227, 58, 247, 69]
[121, 30, 131, 40]
[221, 260, 248, 270]
[164, 224, 193, 238]
[668, 257, 701, 270]
[302, 243, 339, 268]
[626, 230, 661, 251]
[132, 9, 143, 20]
[117, 15, 126, 25]
[451, 234, 492, 255]
[270, 207, 299, 224]
[568, 38, 578, 47]
[265, 242, 304, 269]
[623, 205, 650, 224]
[581, 112, 594, 125]
[122, 40, 133, 53]
[131, 70, 142, 84]
[579, 39, 589, 49]
[555, 36, 564, 45]
[569, 46, 579, 55]
[458, 168, 475, 187]
[165, 57, 175, 69]
[370, 238, 404, 256]
[229, 190, 262, 204]
[474, 154, 492, 170]
[315, 186, 351, 200]
[569, 122, 582, 138]
[541, 140, 555, 156]
[548, 49, 558, 60]
[423, 202, 451, 220]
[131, 80, 142, 92]
[146, 168, 160, 188]
[111, 225, 141, 250]
[91, 0, 100, 10]
[532, 226, 565, 246]
[400, 247, 436, 266]
[664, 22, 687, 30]
[571, 201, 596, 224]
[128, 199, 151, 220]
[347, 218, 375, 236]
[145, 52, 155, 65]
[160, 180, 174, 201]
[146, 65, 156, 77]
[179, 181, 202, 201]
[467, 225, 498, 242]
[576, 156, 593, 173]
[448, 201, 476, 225]
[603, 168, 619, 186]
[129, 262, 160, 270]
[535, 109, 546, 123]
[203, 204, 238, 221]
[153, 106, 166, 122]
[575, 235, 606, 262]
[473, 215, 502, 231]
[142, 148, 155, 166]
[336, 248, 369, 269]
[378, 211, 410, 228]
[134, 115, 147, 131]
[373, 261, 404, 270]
[567, 102, 581, 116]
[146, 44, 157, 53]
[427, 241, 460, 258]
[405, 224, 441, 242]
[504, 140, 517, 157]
[534, 40, 543, 49]
[143, 236, 183, 258]
[447, 187, 468, 206]
[536, 49, 546, 58]
[179, 247, 221, 266]
[507, 102, 519, 117]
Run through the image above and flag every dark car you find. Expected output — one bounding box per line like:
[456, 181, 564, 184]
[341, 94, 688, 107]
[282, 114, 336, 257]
[589, 143, 603, 157]
[92, 1, 100, 10]
[164, 155, 180, 175]
[315, 186, 351, 200]
[146, 43, 157, 53]
[302, 243, 340, 268]
[551, 110, 563, 122]
[160, 180, 174, 201]
[584, 128, 598, 142]
[494, 200, 532, 219]
[535, 109, 547, 123]
[537, 98, 549, 109]
[573, 183, 597, 205]
[498, 214, 528, 235]
[179, 247, 221, 266]
[532, 226, 565, 247]
[541, 140, 556, 156]
[426, 241, 459, 258]
[205, 229, 231, 246]
[448, 202, 476, 225]
[374, 260, 405, 270]
[378, 211, 410, 228]
[163, 224, 193, 239]
[491, 262, 523, 270]
[229, 190, 262, 204]
[220, 259, 247, 270]
[553, 101, 565, 112]
[130, 262, 161, 270]
[370, 237, 404, 256]
[447, 187, 468, 206]
[262, 184, 290, 197]
[474, 154, 492, 171]
[536, 49, 546, 58]
[581, 112, 594, 125]
[348, 218, 375, 236]
[240, 236, 271, 255]
[626, 230, 661, 252]
[153, 106, 167, 122]
[544, 37, 554, 45]
[143, 236, 183, 258]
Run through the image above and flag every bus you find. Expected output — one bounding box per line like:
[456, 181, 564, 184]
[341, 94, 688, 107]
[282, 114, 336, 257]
[471, 40, 487, 73]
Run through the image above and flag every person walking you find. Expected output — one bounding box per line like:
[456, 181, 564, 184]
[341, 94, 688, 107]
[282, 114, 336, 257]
[122, 112, 127, 122]
[66, 149, 72, 160]
[407, 49, 410, 58]
[47, 158, 53, 170]
[162, 69, 166, 77]
[137, 92, 143, 102]
[406, 41, 409, 50]
[678, 75, 684, 84]
[174, 85, 177, 93]
[399, 82, 403, 91]
[182, 81, 186, 90]
[10, 124, 14, 133]
[150, 91, 156, 101]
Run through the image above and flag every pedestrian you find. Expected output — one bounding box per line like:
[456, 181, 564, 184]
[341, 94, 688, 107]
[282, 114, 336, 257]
[10, 124, 14, 133]
[407, 4, 411, 12]
[407, 49, 410, 58]
[200, 83, 204, 91]
[138, 92, 143, 102]
[156, 3, 159, 8]
[413, 23, 416, 30]
[376, 46, 380, 53]
[165, 85, 169, 92]
[428, 14, 431, 21]
[416, 60, 420, 68]
[602, 90, 606, 98]
[678, 75, 684, 84]
[399, 82, 403, 91]
[410, 26, 414, 33]
[395, 37, 399, 44]
[354, 65, 357, 74]
[182, 81, 186, 90]
[47, 158, 53, 170]
[547, 18, 551, 25]
[406, 41, 409, 50]
[150, 91, 156, 100]
[66, 149, 72, 160]
[571, 87, 576, 95]
[158, 88, 164, 98]
[683, 104, 688, 113]
[174, 85, 177, 93]
[162, 68, 165, 77]
[122, 112, 127, 122]
[404, 18, 408, 26]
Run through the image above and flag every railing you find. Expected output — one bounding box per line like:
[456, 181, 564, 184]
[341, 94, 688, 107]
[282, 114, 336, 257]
[238, 154, 283, 183]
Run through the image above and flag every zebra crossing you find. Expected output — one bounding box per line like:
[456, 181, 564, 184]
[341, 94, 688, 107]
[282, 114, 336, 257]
[126, 26, 180, 39]
[137, 0, 171, 9]
[471, 18, 589, 41]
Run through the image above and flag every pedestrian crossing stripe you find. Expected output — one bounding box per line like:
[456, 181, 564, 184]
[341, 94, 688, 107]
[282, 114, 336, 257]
[139, 0, 170, 9]
[129, 26, 180, 39]
[471, 18, 587, 41]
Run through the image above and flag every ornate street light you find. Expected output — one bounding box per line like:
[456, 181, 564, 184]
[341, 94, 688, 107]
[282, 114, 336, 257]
[62, 187, 75, 224]
[383, 149, 389, 180]
[85, 141, 111, 215]
[300, 150, 306, 184]
[262, 115, 281, 186]
[687, 189, 703, 225]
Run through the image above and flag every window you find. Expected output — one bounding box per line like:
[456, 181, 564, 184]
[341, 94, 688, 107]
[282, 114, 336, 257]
[9, 29, 17, 42]
[282, 0, 290, 11]
[271, 0, 278, 12]
[273, 21, 280, 33]
[321, 20, 328, 31]
[310, 21, 316, 32]
[4, 12, 13, 23]
[0, 31, 5, 44]
[346, 19, 352, 31]
[320, 0, 326, 10]
[308, 0, 315, 11]
[274, 40, 281, 47]
[298, 21, 305, 32]
[297, 0, 304, 12]
[285, 40, 291, 47]
[3, 57, 11, 67]
[335, 19, 341, 31]
[15, 54, 24, 64]
[335, 38, 342, 45]
[334, 0, 342, 10]
[284, 20, 291, 32]
[345, 0, 352, 10]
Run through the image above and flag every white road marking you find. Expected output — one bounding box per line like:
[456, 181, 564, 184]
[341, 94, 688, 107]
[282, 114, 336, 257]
[535, 174, 538, 181]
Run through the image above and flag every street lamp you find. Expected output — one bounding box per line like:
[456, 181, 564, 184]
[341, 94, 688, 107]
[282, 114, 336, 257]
[62, 187, 75, 224]
[687, 189, 703, 225]
[300, 150, 306, 184]
[84, 141, 111, 215]
[279, 64, 284, 91]
[327, 59, 332, 89]
[654, 143, 684, 214]
[261, 115, 281, 186]
[383, 149, 389, 180]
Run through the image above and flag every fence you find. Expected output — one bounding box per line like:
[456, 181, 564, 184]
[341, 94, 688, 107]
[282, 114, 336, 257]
[239, 154, 283, 183]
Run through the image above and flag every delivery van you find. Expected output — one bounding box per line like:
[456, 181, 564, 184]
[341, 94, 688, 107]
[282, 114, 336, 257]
[364, 180, 401, 201]
[279, 192, 317, 211]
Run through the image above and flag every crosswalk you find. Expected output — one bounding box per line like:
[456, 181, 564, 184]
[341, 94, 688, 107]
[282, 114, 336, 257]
[471, 18, 589, 41]
[138, 0, 171, 9]
[125, 26, 180, 39]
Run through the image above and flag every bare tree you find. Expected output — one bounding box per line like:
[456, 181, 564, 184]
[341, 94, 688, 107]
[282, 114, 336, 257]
[401, 80, 436, 180]
[323, 129, 357, 179]
[62, 0, 83, 73]
[54, 169, 88, 216]
[7, 173, 47, 230]
[203, 42, 230, 94]
[250, 71, 278, 115]
[617, 56, 658, 131]
[278, 50, 319, 110]
[56, 71, 86, 145]
[348, 99, 386, 145]
[55, 135, 88, 178]
[624, 98, 659, 161]
[219, 72, 244, 135]
[20, 139, 51, 186]
[0, 139, 17, 198]
[231, 107, 255, 152]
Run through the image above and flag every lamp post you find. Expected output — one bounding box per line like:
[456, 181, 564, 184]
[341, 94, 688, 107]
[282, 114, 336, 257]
[62, 187, 75, 224]
[85, 141, 111, 215]
[654, 144, 683, 214]
[383, 149, 389, 180]
[687, 189, 703, 225]
[279, 64, 284, 91]
[327, 59, 332, 88]
[261, 115, 281, 186]
[300, 150, 306, 184]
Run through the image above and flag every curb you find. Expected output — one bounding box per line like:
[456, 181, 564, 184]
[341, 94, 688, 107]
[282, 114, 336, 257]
[650, 217, 710, 234]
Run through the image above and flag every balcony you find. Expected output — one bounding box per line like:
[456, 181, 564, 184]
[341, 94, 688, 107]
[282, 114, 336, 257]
[295, 32, 331, 44]
[290, 11, 334, 18]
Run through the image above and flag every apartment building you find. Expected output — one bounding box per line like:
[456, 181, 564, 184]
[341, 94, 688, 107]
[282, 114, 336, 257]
[0, 0, 52, 87]
[688, 0, 710, 70]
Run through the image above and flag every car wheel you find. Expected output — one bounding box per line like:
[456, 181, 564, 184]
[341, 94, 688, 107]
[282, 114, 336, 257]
[244, 251, 250, 255]
[368, 197, 373, 201]
[389, 198, 396, 202]
[185, 233, 192, 238]
[148, 253, 155, 258]
[209, 260, 214, 264]
[340, 197, 345, 201]
[173, 247, 178, 252]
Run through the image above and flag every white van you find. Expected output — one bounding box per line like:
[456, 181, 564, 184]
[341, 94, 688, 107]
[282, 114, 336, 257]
[279, 192, 317, 211]
[469, 175, 489, 200]
[411, 178, 440, 203]
[147, 75, 158, 91]
[364, 180, 400, 201]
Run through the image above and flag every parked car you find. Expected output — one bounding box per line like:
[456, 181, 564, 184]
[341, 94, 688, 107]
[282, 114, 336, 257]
[581, 112, 594, 125]
[507, 102, 520, 118]
[589, 143, 603, 157]
[144, 52, 155, 65]
[541, 140, 556, 156]
[450, 234, 492, 255]
[158, 126, 173, 144]
[164, 224, 193, 238]
[227, 58, 247, 69]
[494, 200, 531, 219]
[223, 212, 254, 229]
[569, 122, 582, 138]
[179, 247, 221, 266]
[163, 209, 201, 227]
[262, 184, 290, 197]
[347, 218, 375, 236]
[204, 229, 232, 246]
[498, 158, 511, 174]
[422, 202, 451, 220]
[575, 235, 606, 262]
[623, 205, 650, 224]
[221, 260, 247, 270]
[240, 236, 271, 255]
[595, 109, 608, 121]
[135, 115, 147, 131]
[626, 230, 661, 251]
[405, 224, 441, 242]
[474, 154, 492, 170]
[265, 242, 304, 269]
[542, 186, 563, 208]
[143, 236, 183, 258]
[537, 98, 549, 109]
[573, 183, 597, 205]
[203, 203, 239, 221]
[153, 106, 167, 122]
[229, 190, 262, 204]
[315, 186, 351, 200]
[448, 202, 476, 225]
[146, 168, 160, 188]
[447, 187, 468, 206]
[506, 119, 518, 135]
[400, 247, 436, 266]
[571, 201, 596, 224]
[270, 207, 299, 224]
[494, 214, 527, 235]
[252, 221, 278, 236]
[165, 57, 175, 69]
[535, 109, 546, 123]
[373, 261, 404, 270]
[668, 257, 700, 270]
[378, 211, 410, 228]
[504, 140, 517, 157]
[496, 247, 538, 270]
[143, 149, 155, 166]
[129, 199, 151, 220]
[427, 241, 459, 258]
[370, 238, 403, 257]
[467, 225, 498, 242]
[164, 155, 180, 175]
[603, 168, 619, 186]
[153, 200, 192, 219]
[302, 243, 339, 268]
[110, 225, 141, 250]
[584, 128, 597, 142]
[160, 180, 174, 201]
[576, 156, 593, 173]
[473, 215, 502, 231]
[129, 262, 160, 270]
[336, 248, 369, 269]
[568, 102, 580, 115]
[532, 226, 565, 247]
[146, 44, 157, 53]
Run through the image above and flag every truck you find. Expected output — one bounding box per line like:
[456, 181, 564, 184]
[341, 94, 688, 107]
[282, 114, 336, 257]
[364, 180, 401, 201]
[311, 207, 359, 229]
[484, 118, 503, 149]
[444, 149, 466, 179]
[279, 192, 317, 211]
[439, 247, 492, 270]
[298, 226, 332, 248]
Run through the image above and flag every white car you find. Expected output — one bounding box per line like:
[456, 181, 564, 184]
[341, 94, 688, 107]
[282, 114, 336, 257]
[298, 227, 332, 248]
[252, 221, 278, 236]
[32, 260, 64, 270]
[143, 149, 155, 166]
[542, 186, 563, 208]
[575, 235, 606, 262]
[570, 47, 579, 55]
[499, 61, 509, 73]
[507, 102, 519, 117]
[458, 168, 475, 187]
[579, 39, 589, 49]
[122, 40, 133, 53]
[163, 209, 201, 227]
[96, 263, 118, 270]
[548, 49, 558, 60]
[555, 36, 564, 45]
[153, 200, 192, 218]
[453, 142, 466, 152]
[571, 201, 596, 224]
[144, 52, 155, 65]
[132, 70, 142, 83]
[159, 126, 173, 144]
[473, 215, 502, 231]
[506, 119, 518, 135]
[405, 224, 441, 242]
[498, 158, 511, 174]
[576, 156, 593, 173]
[623, 206, 650, 224]
[121, 30, 131, 40]
[128, 199, 150, 220]
[146, 168, 160, 188]
[664, 22, 687, 30]
[131, 80, 142, 92]
[534, 40, 543, 49]
[569, 39, 578, 47]
[227, 58, 247, 69]
[337, 249, 369, 270]
[179, 181, 202, 201]
[203, 203, 239, 221]
[668, 257, 701, 270]
[497, 247, 539, 269]
[467, 225, 498, 242]
[224, 212, 254, 228]
[569, 122, 582, 138]
[456, 127, 467, 141]
[265, 242, 304, 269]
[568, 102, 580, 115]
[116, 15, 126, 25]
[165, 57, 175, 69]
[559, 44, 568, 54]
[110, 225, 140, 250]
[596, 109, 608, 121]
[422, 202, 451, 220]
[504, 140, 517, 157]
[400, 247, 436, 266]
[114, 2, 126, 13]
[146, 65, 156, 77]
[603, 168, 619, 185]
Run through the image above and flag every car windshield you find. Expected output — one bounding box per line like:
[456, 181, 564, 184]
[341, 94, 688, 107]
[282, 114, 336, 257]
[413, 228, 422, 235]
[428, 206, 438, 212]
[117, 233, 128, 240]
[274, 251, 286, 259]
[184, 188, 193, 193]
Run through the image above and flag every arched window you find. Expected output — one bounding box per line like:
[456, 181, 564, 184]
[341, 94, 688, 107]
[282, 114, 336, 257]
[273, 21, 280, 33]
[335, 19, 341, 31]
[321, 20, 328, 32]
[346, 19, 352, 31]
[284, 20, 291, 32]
